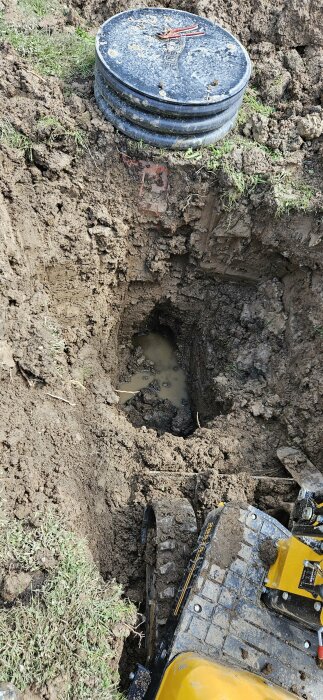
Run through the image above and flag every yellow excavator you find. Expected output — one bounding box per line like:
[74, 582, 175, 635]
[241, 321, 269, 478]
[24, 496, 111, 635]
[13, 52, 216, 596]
[128, 447, 323, 700]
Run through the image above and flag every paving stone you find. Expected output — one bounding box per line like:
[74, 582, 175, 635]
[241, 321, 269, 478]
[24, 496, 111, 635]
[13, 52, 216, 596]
[237, 542, 253, 561]
[240, 578, 259, 603]
[230, 557, 248, 577]
[224, 569, 242, 591]
[223, 634, 265, 671]
[246, 564, 265, 585]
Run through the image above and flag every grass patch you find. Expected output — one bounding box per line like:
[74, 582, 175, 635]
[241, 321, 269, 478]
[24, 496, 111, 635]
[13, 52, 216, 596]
[0, 510, 136, 699]
[233, 135, 282, 162]
[184, 139, 235, 170]
[271, 172, 314, 215]
[0, 19, 95, 78]
[184, 138, 270, 208]
[184, 135, 282, 173]
[237, 87, 274, 127]
[37, 116, 88, 149]
[0, 119, 33, 157]
[205, 139, 235, 170]
[18, 0, 61, 18]
[242, 87, 274, 118]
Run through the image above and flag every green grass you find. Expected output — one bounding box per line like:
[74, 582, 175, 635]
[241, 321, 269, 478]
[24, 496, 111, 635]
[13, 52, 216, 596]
[184, 135, 282, 173]
[18, 0, 61, 18]
[242, 87, 274, 118]
[205, 139, 235, 170]
[271, 172, 314, 215]
[184, 139, 235, 170]
[184, 138, 272, 208]
[0, 19, 95, 78]
[233, 135, 282, 162]
[237, 87, 274, 127]
[0, 510, 136, 699]
[37, 116, 88, 149]
[0, 119, 32, 157]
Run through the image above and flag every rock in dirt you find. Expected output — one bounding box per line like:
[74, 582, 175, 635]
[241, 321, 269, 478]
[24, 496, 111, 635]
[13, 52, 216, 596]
[296, 114, 323, 140]
[32, 145, 72, 173]
[0, 684, 21, 700]
[1, 572, 32, 603]
[0, 341, 15, 369]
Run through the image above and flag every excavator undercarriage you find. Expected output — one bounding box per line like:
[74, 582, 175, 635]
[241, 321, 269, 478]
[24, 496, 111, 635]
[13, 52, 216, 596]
[129, 448, 323, 700]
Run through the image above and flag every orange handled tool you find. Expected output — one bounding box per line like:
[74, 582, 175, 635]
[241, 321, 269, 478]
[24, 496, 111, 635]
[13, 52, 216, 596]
[157, 24, 205, 40]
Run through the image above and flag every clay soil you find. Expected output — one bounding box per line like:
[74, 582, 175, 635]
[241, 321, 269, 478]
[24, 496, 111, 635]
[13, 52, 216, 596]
[0, 0, 323, 686]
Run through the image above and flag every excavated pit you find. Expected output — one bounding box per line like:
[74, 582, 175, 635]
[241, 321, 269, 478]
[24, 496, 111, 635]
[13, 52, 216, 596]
[1, 159, 320, 688]
[116, 283, 259, 437]
[118, 325, 194, 437]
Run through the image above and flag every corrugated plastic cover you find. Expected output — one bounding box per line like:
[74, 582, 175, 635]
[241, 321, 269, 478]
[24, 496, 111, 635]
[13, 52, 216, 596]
[96, 8, 251, 106]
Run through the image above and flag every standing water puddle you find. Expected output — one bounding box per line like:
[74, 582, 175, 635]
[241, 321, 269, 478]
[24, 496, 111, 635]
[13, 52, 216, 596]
[118, 332, 189, 408]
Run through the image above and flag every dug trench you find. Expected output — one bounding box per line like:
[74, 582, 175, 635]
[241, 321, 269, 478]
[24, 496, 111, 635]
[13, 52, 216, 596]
[0, 0, 323, 687]
[1, 141, 322, 683]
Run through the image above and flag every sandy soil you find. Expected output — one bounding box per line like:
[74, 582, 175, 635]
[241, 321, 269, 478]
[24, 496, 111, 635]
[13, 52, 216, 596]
[0, 0, 323, 683]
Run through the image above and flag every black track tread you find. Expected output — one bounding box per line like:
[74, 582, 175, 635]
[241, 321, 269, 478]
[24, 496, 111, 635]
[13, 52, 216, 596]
[144, 498, 197, 660]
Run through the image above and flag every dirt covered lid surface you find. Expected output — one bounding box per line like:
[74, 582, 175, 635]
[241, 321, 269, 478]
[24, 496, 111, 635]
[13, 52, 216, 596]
[96, 8, 251, 104]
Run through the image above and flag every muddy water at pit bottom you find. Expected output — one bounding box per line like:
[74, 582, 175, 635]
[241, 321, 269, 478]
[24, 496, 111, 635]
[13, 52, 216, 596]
[118, 332, 189, 409]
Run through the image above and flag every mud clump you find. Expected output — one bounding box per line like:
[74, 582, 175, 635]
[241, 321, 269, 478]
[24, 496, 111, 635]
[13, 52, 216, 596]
[258, 538, 279, 567]
[0, 572, 33, 604]
[124, 383, 194, 436]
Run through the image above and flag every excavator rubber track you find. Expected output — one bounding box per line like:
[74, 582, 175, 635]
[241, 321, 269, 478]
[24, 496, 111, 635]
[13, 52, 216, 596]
[142, 499, 198, 662]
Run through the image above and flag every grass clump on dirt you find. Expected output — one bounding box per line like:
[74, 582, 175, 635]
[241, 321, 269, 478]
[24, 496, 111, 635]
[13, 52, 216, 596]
[37, 115, 88, 149]
[17, 0, 61, 18]
[184, 139, 235, 168]
[0, 119, 33, 157]
[0, 18, 95, 78]
[237, 87, 274, 126]
[0, 509, 136, 699]
[272, 172, 314, 215]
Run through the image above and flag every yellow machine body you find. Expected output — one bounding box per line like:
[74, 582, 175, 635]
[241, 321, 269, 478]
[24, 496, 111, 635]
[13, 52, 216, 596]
[155, 653, 298, 700]
[266, 534, 323, 617]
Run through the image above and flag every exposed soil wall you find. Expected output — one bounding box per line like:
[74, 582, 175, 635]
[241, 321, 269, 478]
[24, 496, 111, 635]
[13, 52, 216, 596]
[0, 0, 323, 687]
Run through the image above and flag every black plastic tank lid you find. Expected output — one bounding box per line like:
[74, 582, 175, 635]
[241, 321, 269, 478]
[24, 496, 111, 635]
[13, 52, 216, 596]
[96, 8, 251, 106]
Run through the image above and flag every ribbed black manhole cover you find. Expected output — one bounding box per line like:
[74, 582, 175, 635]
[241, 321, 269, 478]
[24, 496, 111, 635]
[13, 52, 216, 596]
[95, 8, 251, 149]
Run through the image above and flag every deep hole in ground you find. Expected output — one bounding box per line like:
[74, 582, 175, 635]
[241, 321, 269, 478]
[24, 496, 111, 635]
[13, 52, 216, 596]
[118, 327, 194, 437]
[116, 289, 248, 438]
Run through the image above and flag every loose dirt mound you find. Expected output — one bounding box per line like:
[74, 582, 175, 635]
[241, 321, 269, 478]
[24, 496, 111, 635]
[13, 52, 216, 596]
[0, 0, 322, 689]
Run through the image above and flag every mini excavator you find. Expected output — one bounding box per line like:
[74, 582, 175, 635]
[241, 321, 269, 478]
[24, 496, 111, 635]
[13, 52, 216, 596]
[128, 447, 323, 700]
